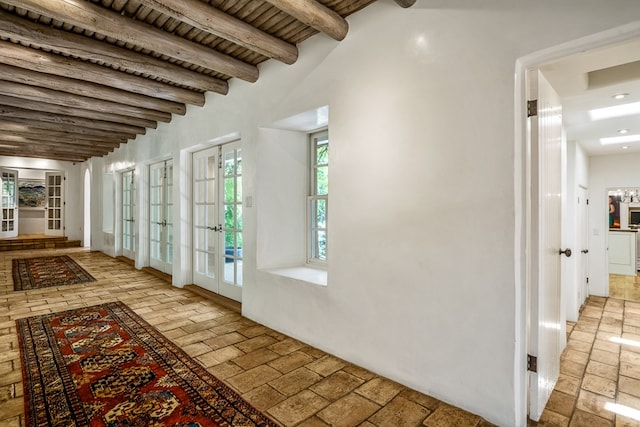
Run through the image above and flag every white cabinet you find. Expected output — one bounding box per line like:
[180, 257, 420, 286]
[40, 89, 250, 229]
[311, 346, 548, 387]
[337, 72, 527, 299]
[609, 230, 638, 276]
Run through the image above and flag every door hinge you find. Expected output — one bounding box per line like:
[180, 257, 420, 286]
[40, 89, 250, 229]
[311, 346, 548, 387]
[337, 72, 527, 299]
[527, 354, 537, 373]
[587, 277, 589, 284]
[527, 100, 538, 117]
[587, 199, 589, 205]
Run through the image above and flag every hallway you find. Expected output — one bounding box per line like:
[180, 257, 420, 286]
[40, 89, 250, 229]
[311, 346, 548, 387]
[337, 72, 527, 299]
[0, 248, 495, 427]
[533, 296, 640, 426]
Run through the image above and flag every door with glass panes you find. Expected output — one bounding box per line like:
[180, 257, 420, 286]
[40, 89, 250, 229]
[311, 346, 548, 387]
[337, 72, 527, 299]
[0, 169, 18, 239]
[122, 170, 136, 260]
[192, 142, 243, 302]
[45, 172, 64, 236]
[149, 160, 173, 274]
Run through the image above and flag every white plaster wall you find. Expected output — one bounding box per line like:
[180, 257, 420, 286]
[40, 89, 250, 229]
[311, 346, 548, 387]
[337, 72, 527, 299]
[589, 153, 640, 297]
[90, 2, 640, 425]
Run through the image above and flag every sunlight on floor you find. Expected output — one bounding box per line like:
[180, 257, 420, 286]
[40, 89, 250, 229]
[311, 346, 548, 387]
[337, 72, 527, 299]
[605, 403, 640, 421]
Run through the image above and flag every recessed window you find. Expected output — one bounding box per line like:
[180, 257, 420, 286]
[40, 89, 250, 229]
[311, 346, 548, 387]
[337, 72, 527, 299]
[308, 130, 328, 264]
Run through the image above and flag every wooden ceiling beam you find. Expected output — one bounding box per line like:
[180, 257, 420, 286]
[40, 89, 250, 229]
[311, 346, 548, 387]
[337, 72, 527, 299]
[0, 63, 183, 116]
[0, 11, 228, 94]
[0, 117, 136, 142]
[264, 0, 349, 41]
[1, 0, 259, 82]
[0, 149, 89, 162]
[0, 127, 122, 149]
[0, 81, 171, 124]
[0, 136, 111, 156]
[0, 95, 157, 130]
[0, 105, 146, 136]
[0, 41, 202, 108]
[138, 0, 298, 64]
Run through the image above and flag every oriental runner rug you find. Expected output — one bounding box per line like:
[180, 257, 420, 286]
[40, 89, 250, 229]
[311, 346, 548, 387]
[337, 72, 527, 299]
[12, 255, 96, 291]
[16, 301, 277, 427]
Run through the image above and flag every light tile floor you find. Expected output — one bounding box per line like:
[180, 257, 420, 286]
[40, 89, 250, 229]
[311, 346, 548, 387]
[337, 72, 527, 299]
[531, 295, 640, 426]
[610, 273, 640, 302]
[0, 248, 496, 427]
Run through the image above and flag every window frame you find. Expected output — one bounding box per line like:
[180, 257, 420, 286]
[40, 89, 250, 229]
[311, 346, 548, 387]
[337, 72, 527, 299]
[307, 129, 329, 266]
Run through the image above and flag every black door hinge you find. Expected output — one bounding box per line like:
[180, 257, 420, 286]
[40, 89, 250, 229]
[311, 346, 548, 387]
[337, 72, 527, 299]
[527, 100, 538, 117]
[527, 354, 537, 373]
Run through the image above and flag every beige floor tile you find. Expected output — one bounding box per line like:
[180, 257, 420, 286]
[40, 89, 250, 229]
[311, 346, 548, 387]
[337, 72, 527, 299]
[307, 355, 346, 377]
[269, 367, 323, 396]
[356, 377, 405, 406]
[580, 373, 617, 398]
[587, 360, 619, 381]
[232, 348, 280, 370]
[575, 389, 615, 421]
[536, 410, 569, 427]
[555, 374, 581, 396]
[568, 409, 613, 427]
[268, 351, 315, 374]
[619, 375, 640, 398]
[268, 390, 329, 427]
[545, 390, 577, 418]
[309, 370, 364, 401]
[423, 404, 481, 427]
[317, 393, 380, 427]
[368, 395, 430, 426]
[243, 384, 287, 411]
[226, 364, 282, 393]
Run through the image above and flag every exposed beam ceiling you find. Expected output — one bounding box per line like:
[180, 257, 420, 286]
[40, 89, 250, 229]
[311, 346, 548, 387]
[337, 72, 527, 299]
[0, 0, 414, 162]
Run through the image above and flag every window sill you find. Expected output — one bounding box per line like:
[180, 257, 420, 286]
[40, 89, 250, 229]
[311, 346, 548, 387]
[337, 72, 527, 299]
[264, 265, 327, 286]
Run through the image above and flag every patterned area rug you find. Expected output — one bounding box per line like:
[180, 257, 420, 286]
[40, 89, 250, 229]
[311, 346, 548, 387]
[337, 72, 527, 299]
[16, 301, 277, 427]
[12, 255, 96, 291]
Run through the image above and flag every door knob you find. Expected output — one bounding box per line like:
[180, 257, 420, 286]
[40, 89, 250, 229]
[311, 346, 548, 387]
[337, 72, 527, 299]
[559, 248, 572, 257]
[581, 249, 589, 254]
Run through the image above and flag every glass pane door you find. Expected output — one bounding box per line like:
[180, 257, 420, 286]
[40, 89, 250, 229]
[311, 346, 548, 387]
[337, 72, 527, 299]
[149, 160, 173, 274]
[122, 170, 135, 260]
[45, 172, 64, 236]
[193, 146, 219, 292]
[222, 142, 243, 292]
[0, 169, 18, 239]
[192, 142, 242, 302]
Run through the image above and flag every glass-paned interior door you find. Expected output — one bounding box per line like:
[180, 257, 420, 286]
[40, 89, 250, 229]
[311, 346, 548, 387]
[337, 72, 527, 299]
[45, 172, 64, 236]
[122, 170, 136, 260]
[192, 142, 242, 302]
[221, 141, 242, 301]
[193, 146, 219, 293]
[149, 160, 173, 274]
[0, 169, 18, 239]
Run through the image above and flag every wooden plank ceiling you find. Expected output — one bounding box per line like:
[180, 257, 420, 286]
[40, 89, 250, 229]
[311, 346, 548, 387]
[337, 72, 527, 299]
[0, 0, 413, 162]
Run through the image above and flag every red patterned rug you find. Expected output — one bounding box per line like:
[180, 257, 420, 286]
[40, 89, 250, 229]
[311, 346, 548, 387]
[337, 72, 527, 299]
[12, 255, 96, 291]
[16, 301, 277, 426]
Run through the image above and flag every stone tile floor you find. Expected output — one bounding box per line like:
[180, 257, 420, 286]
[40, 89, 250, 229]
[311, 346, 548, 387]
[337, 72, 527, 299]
[609, 273, 640, 303]
[530, 296, 640, 426]
[0, 248, 496, 427]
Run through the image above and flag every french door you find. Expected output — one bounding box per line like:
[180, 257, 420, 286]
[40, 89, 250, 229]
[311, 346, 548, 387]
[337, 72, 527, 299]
[0, 168, 18, 238]
[45, 172, 64, 236]
[193, 142, 243, 302]
[122, 170, 136, 260]
[149, 160, 173, 274]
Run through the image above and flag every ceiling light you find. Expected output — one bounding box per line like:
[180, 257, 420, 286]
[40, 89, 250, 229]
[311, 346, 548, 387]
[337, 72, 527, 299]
[618, 129, 629, 134]
[601, 134, 640, 145]
[623, 146, 629, 149]
[590, 101, 640, 120]
[613, 93, 629, 100]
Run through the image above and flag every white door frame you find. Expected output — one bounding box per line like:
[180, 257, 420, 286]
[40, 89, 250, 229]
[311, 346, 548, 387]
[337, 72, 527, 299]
[515, 22, 640, 426]
[0, 168, 18, 239]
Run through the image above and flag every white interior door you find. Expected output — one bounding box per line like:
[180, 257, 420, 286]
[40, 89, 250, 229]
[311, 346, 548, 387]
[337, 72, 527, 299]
[528, 70, 563, 421]
[192, 142, 243, 302]
[578, 187, 589, 307]
[122, 170, 136, 260]
[45, 172, 64, 237]
[0, 169, 18, 238]
[149, 160, 173, 274]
